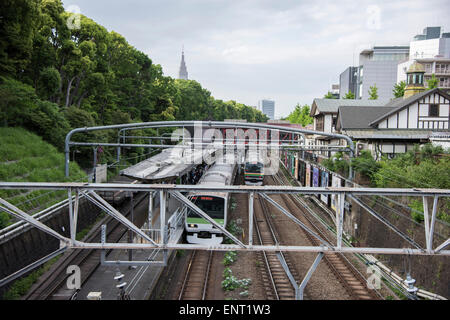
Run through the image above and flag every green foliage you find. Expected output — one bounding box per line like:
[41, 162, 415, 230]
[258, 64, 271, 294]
[324, 91, 337, 99]
[393, 81, 406, 98]
[371, 144, 449, 223]
[408, 199, 425, 223]
[0, 77, 70, 149]
[227, 220, 242, 235]
[0, 0, 40, 76]
[37, 67, 61, 100]
[351, 150, 380, 182]
[221, 267, 252, 292]
[343, 91, 355, 99]
[322, 152, 349, 177]
[427, 74, 438, 89]
[368, 84, 378, 100]
[373, 144, 449, 189]
[286, 104, 313, 126]
[0, 127, 87, 228]
[3, 256, 60, 300]
[222, 251, 238, 266]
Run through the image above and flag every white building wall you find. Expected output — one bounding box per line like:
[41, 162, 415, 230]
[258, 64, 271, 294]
[397, 60, 413, 83]
[410, 38, 450, 59]
[398, 108, 408, 128]
[324, 115, 332, 133]
[382, 93, 449, 130]
[388, 114, 397, 128]
[409, 103, 419, 128]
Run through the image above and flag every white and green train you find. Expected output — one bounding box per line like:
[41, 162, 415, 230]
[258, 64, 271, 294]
[185, 162, 237, 245]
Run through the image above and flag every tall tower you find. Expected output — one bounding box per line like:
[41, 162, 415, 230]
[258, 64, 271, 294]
[178, 48, 188, 80]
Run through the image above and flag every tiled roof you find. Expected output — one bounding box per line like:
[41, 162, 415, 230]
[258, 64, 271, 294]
[311, 98, 389, 115]
[338, 106, 397, 129]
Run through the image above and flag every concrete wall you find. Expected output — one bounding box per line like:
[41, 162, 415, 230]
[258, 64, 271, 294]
[346, 176, 450, 298]
[0, 198, 103, 297]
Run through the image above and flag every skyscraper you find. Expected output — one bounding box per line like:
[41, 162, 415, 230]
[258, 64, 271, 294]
[178, 48, 188, 80]
[259, 99, 275, 120]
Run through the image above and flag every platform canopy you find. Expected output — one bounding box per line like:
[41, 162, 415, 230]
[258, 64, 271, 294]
[120, 147, 217, 182]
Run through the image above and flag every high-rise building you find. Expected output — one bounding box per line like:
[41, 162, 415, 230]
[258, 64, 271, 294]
[178, 49, 188, 80]
[259, 99, 275, 120]
[339, 67, 358, 98]
[355, 46, 410, 100]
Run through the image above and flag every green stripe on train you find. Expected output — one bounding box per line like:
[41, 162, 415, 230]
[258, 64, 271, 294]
[186, 217, 225, 225]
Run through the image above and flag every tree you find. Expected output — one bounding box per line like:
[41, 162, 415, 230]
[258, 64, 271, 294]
[324, 91, 337, 99]
[393, 81, 406, 98]
[286, 104, 313, 126]
[427, 74, 439, 89]
[0, 0, 40, 76]
[343, 91, 355, 99]
[37, 67, 61, 100]
[368, 84, 378, 100]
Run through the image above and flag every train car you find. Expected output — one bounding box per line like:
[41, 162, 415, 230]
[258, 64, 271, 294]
[185, 162, 237, 245]
[244, 149, 264, 186]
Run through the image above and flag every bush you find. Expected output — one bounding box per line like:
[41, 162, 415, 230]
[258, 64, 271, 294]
[352, 150, 380, 181]
[222, 251, 237, 266]
[0, 77, 70, 150]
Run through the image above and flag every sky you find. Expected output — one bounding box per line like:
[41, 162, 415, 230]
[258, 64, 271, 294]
[63, 0, 450, 119]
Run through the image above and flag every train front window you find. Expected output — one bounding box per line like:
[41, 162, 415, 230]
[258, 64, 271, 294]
[188, 196, 225, 219]
[245, 163, 263, 173]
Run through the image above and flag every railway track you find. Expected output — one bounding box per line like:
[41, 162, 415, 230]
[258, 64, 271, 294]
[253, 193, 301, 300]
[270, 171, 380, 300]
[178, 250, 214, 300]
[24, 190, 147, 300]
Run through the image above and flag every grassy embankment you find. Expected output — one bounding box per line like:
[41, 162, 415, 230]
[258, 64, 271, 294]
[0, 127, 87, 228]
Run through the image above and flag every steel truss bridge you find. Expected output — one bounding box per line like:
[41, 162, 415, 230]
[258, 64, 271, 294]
[1, 182, 449, 291]
[1, 121, 449, 299]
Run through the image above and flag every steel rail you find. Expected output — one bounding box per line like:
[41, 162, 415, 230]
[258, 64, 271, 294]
[253, 195, 280, 300]
[273, 172, 382, 300]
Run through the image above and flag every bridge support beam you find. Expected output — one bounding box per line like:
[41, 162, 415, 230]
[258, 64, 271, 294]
[298, 252, 324, 300]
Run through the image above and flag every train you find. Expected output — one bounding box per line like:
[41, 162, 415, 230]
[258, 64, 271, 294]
[244, 149, 264, 186]
[185, 161, 237, 244]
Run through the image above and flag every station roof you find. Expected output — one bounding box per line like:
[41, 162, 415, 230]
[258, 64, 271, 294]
[120, 147, 216, 182]
[310, 99, 389, 116]
[337, 106, 396, 130]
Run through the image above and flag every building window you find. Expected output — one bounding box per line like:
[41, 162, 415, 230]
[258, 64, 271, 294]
[408, 74, 413, 85]
[316, 116, 324, 131]
[429, 104, 439, 117]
